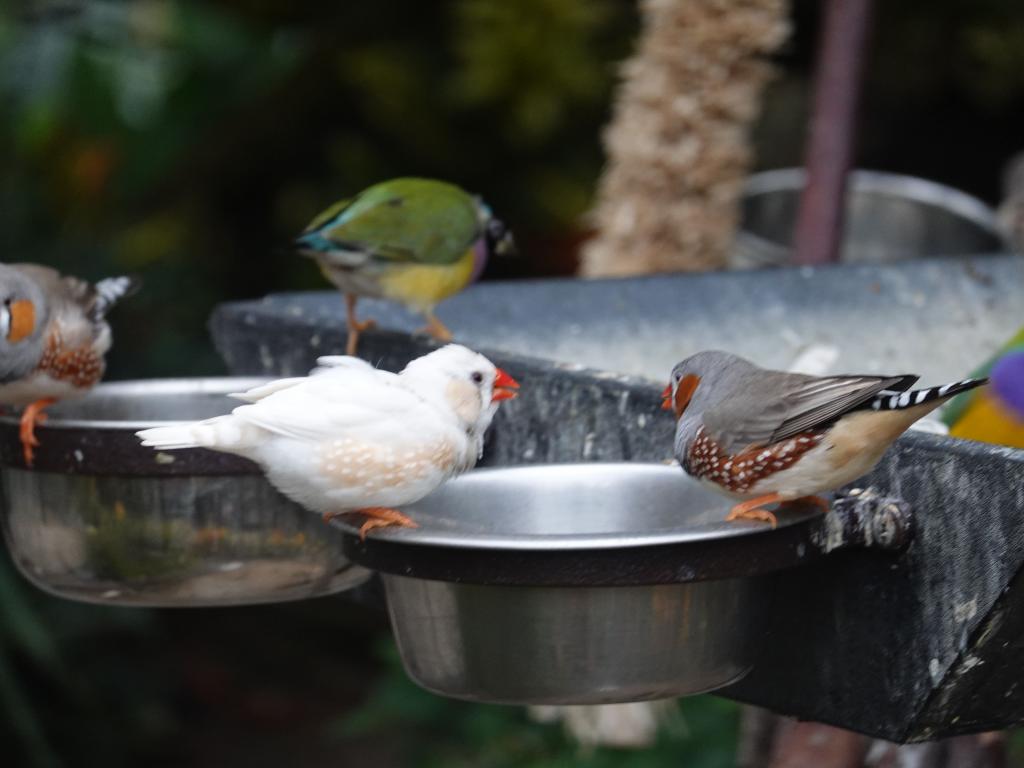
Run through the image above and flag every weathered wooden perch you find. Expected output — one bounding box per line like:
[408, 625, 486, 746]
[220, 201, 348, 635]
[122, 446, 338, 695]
[210, 258, 1024, 741]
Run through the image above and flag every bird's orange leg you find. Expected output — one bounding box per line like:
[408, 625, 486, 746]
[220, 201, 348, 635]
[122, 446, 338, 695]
[323, 506, 418, 541]
[417, 310, 453, 342]
[725, 493, 782, 528]
[19, 397, 57, 467]
[786, 495, 831, 513]
[344, 294, 376, 356]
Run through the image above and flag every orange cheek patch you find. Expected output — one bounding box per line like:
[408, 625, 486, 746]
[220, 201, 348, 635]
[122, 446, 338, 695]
[673, 374, 700, 419]
[7, 300, 35, 343]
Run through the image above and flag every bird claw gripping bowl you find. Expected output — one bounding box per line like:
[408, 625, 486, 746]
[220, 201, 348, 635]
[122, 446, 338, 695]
[0, 378, 370, 606]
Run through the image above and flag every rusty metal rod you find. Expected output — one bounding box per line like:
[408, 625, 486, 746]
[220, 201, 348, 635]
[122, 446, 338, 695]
[793, 0, 874, 266]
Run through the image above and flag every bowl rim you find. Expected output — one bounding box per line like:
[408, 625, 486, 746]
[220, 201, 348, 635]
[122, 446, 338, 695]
[0, 377, 272, 475]
[334, 462, 833, 586]
[337, 463, 822, 551]
[0, 376, 273, 431]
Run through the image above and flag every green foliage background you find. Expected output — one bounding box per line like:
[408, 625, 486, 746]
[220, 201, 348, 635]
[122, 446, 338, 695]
[3, 1, 1024, 765]
[0, 0, 631, 380]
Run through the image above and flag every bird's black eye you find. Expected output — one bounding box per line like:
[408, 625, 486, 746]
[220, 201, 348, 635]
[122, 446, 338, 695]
[470, 371, 484, 384]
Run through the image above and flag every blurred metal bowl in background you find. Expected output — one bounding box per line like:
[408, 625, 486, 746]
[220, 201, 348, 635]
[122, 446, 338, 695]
[0, 379, 370, 607]
[336, 463, 830, 705]
[734, 168, 1012, 268]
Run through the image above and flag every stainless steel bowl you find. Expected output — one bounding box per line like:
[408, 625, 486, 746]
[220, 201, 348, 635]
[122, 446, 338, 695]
[385, 576, 757, 705]
[335, 463, 830, 705]
[735, 168, 1010, 267]
[0, 379, 370, 607]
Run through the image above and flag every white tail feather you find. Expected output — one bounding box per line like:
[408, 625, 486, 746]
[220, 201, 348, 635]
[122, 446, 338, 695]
[136, 415, 258, 451]
[91, 275, 140, 321]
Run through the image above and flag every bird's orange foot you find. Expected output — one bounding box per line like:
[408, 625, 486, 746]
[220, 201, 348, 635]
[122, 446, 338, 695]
[417, 312, 453, 342]
[725, 493, 782, 528]
[19, 397, 57, 468]
[323, 506, 418, 541]
[344, 319, 377, 356]
[344, 294, 377, 356]
[350, 317, 376, 333]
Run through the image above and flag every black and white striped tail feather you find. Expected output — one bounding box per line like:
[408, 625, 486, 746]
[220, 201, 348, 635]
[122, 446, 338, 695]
[869, 377, 987, 411]
[91, 275, 141, 321]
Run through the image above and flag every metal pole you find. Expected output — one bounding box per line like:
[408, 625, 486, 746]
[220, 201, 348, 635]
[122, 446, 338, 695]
[793, 0, 874, 266]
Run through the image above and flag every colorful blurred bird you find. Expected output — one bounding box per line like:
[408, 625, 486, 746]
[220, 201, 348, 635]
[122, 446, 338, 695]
[294, 178, 514, 356]
[0, 263, 138, 465]
[663, 351, 987, 526]
[944, 327, 1024, 448]
[137, 345, 519, 538]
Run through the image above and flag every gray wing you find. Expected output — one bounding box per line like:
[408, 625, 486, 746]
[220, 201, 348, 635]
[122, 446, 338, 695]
[12, 263, 95, 312]
[14, 264, 100, 346]
[705, 371, 918, 453]
[12, 264, 136, 337]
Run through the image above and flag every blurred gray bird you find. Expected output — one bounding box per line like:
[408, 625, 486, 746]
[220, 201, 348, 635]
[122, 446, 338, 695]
[662, 350, 987, 526]
[0, 263, 138, 465]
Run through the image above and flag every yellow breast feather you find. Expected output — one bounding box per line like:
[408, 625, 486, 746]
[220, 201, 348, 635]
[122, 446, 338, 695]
[377, 248, 476, 310]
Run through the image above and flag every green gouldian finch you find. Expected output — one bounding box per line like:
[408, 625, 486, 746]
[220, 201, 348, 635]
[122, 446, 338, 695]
[294, 177, 514, 356]
[945, 327, 1024, 448]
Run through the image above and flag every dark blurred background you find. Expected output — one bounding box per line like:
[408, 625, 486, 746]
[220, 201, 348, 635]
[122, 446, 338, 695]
[3, 1, 1024, 766]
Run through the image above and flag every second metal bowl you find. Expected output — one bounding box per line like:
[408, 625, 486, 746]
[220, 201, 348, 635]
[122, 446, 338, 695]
[735, 168, 1010, 267]
[0, 378, 370, 607]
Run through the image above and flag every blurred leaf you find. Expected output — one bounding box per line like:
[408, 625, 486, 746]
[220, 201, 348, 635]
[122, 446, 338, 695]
[0, 552, 63, 674]
[0, 638, 62, 768]
[449, 0, 614, 145]
[963, 22, 1024, 107]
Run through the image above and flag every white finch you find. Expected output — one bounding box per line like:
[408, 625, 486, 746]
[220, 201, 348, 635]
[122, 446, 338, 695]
[136, 345, 519, 538]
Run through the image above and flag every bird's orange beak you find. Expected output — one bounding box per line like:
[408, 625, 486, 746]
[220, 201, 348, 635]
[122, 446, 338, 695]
[661, 384, 673, 411]
[492, 368, 520, 402]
